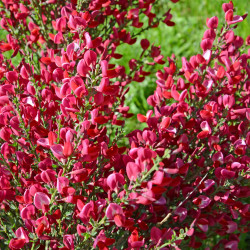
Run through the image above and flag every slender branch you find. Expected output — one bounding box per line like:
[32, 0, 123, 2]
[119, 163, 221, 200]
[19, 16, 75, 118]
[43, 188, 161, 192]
[158, 172, 209, 225]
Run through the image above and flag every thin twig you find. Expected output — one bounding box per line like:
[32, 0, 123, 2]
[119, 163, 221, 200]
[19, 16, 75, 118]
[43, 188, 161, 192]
[158, 172, 209, 225]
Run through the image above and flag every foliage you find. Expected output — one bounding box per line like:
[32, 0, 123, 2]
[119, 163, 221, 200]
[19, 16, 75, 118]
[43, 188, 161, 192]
[0, 0, 249, 249]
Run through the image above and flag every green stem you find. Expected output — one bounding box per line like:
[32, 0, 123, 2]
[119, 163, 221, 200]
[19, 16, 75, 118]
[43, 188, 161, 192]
[0, 218, 10, 240]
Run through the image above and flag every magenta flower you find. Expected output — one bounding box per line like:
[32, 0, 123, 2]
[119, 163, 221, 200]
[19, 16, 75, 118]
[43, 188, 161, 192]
[6, 71, 18, 83]
[197, 121, 212, 139]
[206, 16, 219, 29]
[63, 234, 75, 249]
[9, 227, 29, 249]
[84, 50, 97, 67]
[126, 162, 141, 181]
[50, 144, 65, 160]
[107, 173, 125, 192]
[105, 203, 125, 227]
[77, 59, 91, 77]
[193, 195, 211, 209]
[57, 177, 69, 194]
[34, 192, 50, 212]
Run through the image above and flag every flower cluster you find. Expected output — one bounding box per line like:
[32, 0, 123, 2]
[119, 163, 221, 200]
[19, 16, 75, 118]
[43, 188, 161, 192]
[0, 0, 249, 249]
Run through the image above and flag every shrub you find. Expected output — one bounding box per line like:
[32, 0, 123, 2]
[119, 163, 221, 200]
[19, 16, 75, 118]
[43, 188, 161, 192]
[0, 0, 249, 249]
